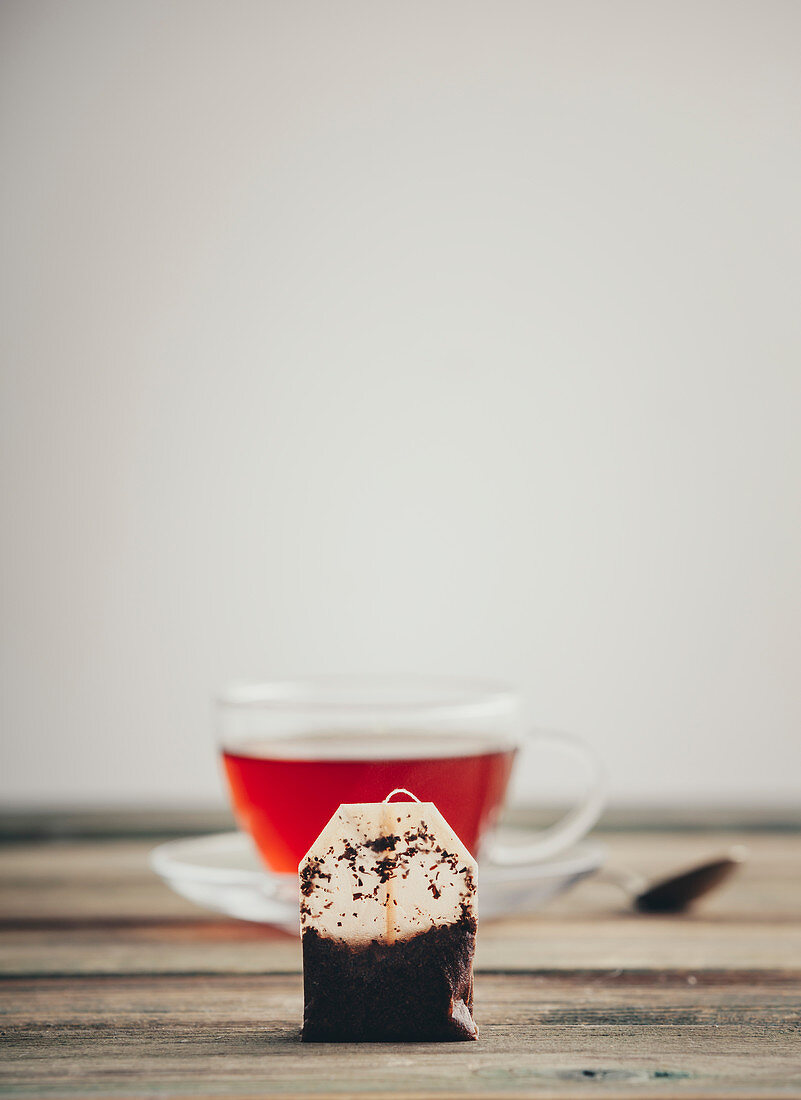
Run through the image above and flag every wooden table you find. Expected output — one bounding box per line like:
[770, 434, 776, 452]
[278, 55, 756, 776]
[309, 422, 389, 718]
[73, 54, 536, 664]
[2, 812, 800, 1098]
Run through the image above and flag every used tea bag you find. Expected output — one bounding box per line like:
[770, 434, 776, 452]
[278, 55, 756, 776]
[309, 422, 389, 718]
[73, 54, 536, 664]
[300, 790, 478, 1042]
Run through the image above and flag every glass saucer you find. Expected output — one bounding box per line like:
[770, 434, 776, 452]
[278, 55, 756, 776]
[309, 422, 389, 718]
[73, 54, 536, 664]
[150, 829, 605, 932]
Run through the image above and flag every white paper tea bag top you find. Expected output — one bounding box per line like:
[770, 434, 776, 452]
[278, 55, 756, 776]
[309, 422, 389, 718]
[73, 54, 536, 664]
[299, 791, 477, 945]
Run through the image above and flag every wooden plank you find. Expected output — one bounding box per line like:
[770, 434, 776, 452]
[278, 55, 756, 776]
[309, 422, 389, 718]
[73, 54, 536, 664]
[1, 972, 799, 1098]
[4, 833, 800, 922]
[2, 804, 801, 841]
[3, 913, 801, 977]
[2, 833, 799, 976]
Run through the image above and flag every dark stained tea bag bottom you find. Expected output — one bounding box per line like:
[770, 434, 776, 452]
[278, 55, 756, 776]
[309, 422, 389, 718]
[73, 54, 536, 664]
[301, 917, 478, 1042]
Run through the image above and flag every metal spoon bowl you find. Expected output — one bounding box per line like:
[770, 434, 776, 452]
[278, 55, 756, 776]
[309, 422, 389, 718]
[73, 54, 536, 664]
[602, 846, 748, 913]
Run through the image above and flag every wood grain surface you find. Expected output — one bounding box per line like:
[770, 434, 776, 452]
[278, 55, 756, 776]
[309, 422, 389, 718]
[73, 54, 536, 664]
[1, 817, 799, 1098]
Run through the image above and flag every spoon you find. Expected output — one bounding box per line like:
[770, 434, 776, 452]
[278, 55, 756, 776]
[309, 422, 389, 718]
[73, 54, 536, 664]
[601, 845, 748, 913]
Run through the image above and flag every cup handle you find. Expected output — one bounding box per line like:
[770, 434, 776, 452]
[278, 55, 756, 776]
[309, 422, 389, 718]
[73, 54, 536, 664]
[487, 729, 607, 865]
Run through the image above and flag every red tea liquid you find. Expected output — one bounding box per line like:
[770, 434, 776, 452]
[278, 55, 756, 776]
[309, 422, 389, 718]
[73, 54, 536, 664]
[222, 732, 516, 872]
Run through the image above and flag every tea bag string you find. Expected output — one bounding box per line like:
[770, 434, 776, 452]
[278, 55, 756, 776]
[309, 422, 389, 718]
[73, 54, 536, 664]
[381, 789, 420, 943]
[383, 788, 421, 803]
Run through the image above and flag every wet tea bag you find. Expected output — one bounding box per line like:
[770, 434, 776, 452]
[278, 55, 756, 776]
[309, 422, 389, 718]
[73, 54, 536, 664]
[299, 789, 478, 1042]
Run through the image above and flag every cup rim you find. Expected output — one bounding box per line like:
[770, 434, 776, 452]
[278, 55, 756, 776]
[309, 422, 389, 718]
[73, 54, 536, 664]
[215, 675, 518, 719]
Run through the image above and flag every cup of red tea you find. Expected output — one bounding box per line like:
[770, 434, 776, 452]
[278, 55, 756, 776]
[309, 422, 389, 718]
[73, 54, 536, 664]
[217, 677, 605, 873]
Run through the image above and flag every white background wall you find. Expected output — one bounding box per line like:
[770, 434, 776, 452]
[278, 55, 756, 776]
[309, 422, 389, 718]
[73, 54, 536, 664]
[2, 1, 800, 809]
